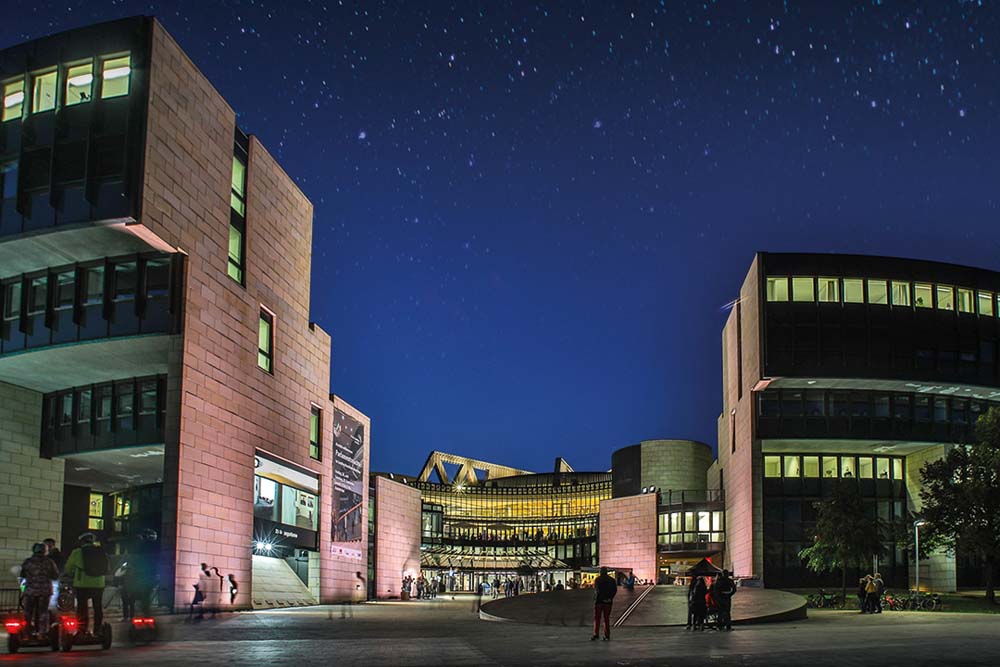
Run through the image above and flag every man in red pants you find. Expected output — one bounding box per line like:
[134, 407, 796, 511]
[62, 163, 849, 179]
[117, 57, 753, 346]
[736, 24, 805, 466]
[591, 567, 618, 641]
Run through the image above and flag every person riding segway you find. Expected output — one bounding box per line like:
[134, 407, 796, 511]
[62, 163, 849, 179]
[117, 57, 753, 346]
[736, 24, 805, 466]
[4, 543, 60, 653]
[124, 529, 160, 644]
[61, 532, 112, 651]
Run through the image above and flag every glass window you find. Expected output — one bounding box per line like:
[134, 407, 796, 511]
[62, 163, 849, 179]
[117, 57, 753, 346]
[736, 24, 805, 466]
[764, 456, 781, 478]
[979, 291, 995, 317]
[254, 476, 279, 522]
[100, 54, 131, 98]
[957, 288, 974, 314]
[876, 458, 890, 479]
[83, 266, 104, 304]
[228, 220, 245, 284]
[850, 393, 870, 417]
[766, 277, 789, 302]
[803, 456, 820, 478]
[892, 458, 903, 480]
[817, 277, 839, 302]
[670, 512, 681, 534]
[952, 399, 968, 424]
[88, 493, 104, 531]
[914, 283, 933, 308]
[843, 278, 864, 303]
[60, 393, 73, 426]
[933, 397, 949, 423]
[873, 394, 890, 418]
[2, 78, 24, 122]
[759, 392, 779, 417]
[822, 456, 838, 478]
[139, 380, 158, 415]
[2, 281, 20, 324]
[282, 486, 318, 531]
[31, 71, 56, 113]
[114, 262, 136, 300]
[64, 63, 93, 106]
[1, 161, 16, 198]
[868, 279, 888, 305]
[258, 309, 273, 372]
[77, 389, 91, 424]
[55, 272, 74, 309]
[892, 394, 911, 419]
[840, 456, 856, 478]
[27, 276, 47, 314]
[792, 277, 814, 302]
[936, 285, 954, 310]
[858, 457, 873, 479]
[684, 512, 696, 532]
[915, 395, 930, 421]
[804, 390, 824, 416]
[890, 281, 910, 306]
[231, 157, 247, 216]
[309, 406, 321, 460]
[146, 259, 170, 297]
[781, 390, 803, 417]
[784, 456, 801, 478]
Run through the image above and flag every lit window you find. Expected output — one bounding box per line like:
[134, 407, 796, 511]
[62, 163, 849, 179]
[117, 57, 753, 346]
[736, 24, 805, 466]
[876, 458, 890, 479]
[890, 281, 910, 306]
[892, 458, 903, 480]
[783, 456, 801, 478]
[766, 277, 788, 302]
[258, 308, 273, 373]
[936, 285, 954, 311]
[100, 54, 131, 99]
[957, 288, 974, 314]
[231, 156, 246, 216]
[764, 456, 781, 478]
[978, 291, 994, 317]
[803, 456, 820, 478]
[858, 457, 873, 479]
[228, 220, 245, 284]
[843, 278, 864, 304]
[31, 71, 57, 113]
[792, 277, 814, 302]
[2, 78, 24, 122]
[310, 405, 322, 460]
[914, 283, 933, 308]
[822, 456, 838, 478]
[88, 493, 104, 531]
[817, 277, 839, 303]
[64, 63, 93, 106]
[840, 456, 856, 478]
[866, 280, 886, 305]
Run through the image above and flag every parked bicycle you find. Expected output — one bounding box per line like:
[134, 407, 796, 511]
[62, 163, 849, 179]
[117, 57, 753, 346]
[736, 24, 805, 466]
[806, 589, 846, 609]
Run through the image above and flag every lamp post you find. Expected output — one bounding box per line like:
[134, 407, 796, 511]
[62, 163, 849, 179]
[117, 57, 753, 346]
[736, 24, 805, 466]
[913, 519, 928, 592]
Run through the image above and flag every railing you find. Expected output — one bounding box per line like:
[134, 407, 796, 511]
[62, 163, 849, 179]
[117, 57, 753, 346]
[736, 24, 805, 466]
[658, 489, 725, 507]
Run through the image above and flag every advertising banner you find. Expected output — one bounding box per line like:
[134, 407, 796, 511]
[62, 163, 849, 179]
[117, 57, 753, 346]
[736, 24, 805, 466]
[332, 408, 364, 557]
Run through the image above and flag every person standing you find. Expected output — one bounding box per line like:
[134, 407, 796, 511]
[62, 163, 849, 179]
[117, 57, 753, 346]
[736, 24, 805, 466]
[712, 569, 737, 631]
[691, 577, 708, 631]
[43, 538, 64, 614]
[873, 573, 885, 614]
[64, 532, 109, 635]
[857, 577, 868, 613]
[686, 577, 698, 629]
[20, 543, 59, 633]
[864, 574, 878, 613]
[590, 567, 617, 642]
[228, 574, 239, 606]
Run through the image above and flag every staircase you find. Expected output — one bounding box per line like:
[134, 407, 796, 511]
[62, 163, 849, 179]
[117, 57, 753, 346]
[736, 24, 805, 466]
[250, 555, 317, 610]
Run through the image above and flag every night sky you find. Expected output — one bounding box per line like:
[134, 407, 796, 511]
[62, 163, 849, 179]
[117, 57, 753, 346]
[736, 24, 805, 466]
[5, 2, 999, 474]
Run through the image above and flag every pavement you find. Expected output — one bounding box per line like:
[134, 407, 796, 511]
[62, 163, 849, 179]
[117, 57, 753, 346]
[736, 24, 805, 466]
[3, 595, 1000, 665]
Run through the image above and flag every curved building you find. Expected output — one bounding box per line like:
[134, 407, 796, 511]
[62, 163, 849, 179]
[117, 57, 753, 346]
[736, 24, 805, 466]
[714, 252, 1000, 590]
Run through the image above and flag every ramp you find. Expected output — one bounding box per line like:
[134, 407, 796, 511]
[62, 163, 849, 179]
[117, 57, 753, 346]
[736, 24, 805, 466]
[250, 554, 317, 609]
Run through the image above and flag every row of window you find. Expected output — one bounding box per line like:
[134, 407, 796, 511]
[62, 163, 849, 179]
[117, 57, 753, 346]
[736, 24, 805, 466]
[0, 254, 178, 353]
[2, 53, 131, 122]
[759, 388, 998, 426]
[763, 454, 904, 480]
[228, 129, 248, 284]
[766, 275, 1000, 316]
[656, 509, 725, 544]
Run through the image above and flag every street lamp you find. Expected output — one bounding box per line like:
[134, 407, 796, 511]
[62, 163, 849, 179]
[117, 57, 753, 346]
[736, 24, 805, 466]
[913, 519, 928, 592]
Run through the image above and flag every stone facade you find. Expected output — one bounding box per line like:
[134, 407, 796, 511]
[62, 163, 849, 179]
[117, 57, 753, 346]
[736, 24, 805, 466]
[638, 440, 713, 493]
[598, 493, 657, 582]
[0, 381, 64, 576]
[373, 477, 422, 599]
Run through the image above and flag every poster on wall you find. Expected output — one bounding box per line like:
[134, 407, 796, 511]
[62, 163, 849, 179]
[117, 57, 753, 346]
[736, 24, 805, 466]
[331, 407, 364, 559]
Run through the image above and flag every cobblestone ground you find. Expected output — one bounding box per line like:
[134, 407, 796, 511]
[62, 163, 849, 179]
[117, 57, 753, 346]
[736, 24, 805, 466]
[4, 596, 1000, 666]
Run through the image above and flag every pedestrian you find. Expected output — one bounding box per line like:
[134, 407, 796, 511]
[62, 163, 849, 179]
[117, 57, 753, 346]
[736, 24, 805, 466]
[123, 529, 158, 620]
[20, 543, 59, 633]
[857, 577, 868, 613]
[228, 574, 239, 606]
[864, 574, 878, 613]
[199, 564, 218, 617]
[590, 566, 617, 642]
[691, 577, 708, 631]
[64, 532, 109, 635]
[712, 569, 737, 631]
[686, 577, 698, 629]
[873, 573, 885, 614]
[43, 538, 63, 614]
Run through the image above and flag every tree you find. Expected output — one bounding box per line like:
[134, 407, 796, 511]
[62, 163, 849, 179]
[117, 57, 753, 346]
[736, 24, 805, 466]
[799, 480, 883, 600]
[919, 406, 1000, 603]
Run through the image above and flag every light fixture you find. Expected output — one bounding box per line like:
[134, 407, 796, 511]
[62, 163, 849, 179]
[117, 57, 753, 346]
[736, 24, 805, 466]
[641, 487, 648, 494]
[3, 92, 24, 108]
[67, 73, 94, 87]
[104, 66, 130, 80]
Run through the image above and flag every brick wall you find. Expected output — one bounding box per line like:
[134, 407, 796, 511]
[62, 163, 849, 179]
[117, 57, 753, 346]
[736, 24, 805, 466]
[0, 381, 63, 576]
[598, 493, 657, 582]
[141, 20, 363, 609]
[373, 477, 421, 599]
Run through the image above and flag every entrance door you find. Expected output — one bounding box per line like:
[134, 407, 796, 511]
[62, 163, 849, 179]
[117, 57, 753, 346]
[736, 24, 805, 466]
[286, 549, 310, 586]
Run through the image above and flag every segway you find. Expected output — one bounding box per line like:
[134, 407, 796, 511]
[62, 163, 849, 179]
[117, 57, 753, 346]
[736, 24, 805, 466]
[4, 615, 60, 654]
[58, 614, 112, 652]
[127, 616, 159, 645]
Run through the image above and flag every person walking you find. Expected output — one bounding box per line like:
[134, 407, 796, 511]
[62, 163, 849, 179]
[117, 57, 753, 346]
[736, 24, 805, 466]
[712, 569, 737, 631]
[691, 577, 708, 631]
[20, 543, 59, 633]
[228, 574, 239, 606]
[590, 566, 617, 642]
[123, 529, 158, 620]
[64, 532, 109, 635]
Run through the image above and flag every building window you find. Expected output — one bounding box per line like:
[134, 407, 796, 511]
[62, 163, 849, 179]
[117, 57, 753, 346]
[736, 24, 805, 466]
[310, 405, 322, 460]
[783, 456, 801, 478]
[766, 276, 788, 302]
[231, 156, 247, 216]
[2, 78, 24, 122]
[228, 219, 245, 284]
[817, 277, 839, 303]
[840, 456, 856, 478]
[803, 456, 820, 478]
[31, 70, 57, 113]
[88, 493, 104, 531]
[935, 285, 954, 311]
[890, 281, 909, 307]
[858, 457, 873, 479]
[843, 278, 864, 304]
[957, 288, 974, 314]
[229, 132, 248, 285]
[764, 456, 781, 478]
[258, 308, 273, 373]
[822, 456, 837, 478]
[64, 63, 93, 106]
[914, 283, 933, 308]
[979, 291, 995, 317]
[791, 277, 814, 302]
[100, 54, 131, 99]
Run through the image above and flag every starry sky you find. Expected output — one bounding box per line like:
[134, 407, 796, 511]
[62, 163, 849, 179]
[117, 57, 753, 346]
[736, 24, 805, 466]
[5, 1, 999, 474]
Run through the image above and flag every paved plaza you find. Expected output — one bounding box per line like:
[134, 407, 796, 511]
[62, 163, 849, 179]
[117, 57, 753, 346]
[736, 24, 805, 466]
[4, 595, 1000, 665]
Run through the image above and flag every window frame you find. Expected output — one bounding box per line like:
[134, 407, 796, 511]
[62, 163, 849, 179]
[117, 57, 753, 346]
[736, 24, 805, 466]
[99, 53, 131, 99]
[2, 77, 25, 122]
[257, 307, 274, 374]
[309, 404, 322, 460]
[30, 69, 57, 114]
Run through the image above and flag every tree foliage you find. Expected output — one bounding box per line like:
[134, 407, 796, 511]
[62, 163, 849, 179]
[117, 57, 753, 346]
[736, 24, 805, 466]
[919, 406, 1000, 603]
[799, 479, 883, 598]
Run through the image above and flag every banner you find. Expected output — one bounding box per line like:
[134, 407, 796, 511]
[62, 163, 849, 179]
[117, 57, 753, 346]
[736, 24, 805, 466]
[332, 408, 364, 548]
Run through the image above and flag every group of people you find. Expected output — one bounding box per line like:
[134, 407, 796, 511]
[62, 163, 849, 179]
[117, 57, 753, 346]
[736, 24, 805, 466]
[685, 570, 737, 631]
[192, 563, 238, 619]
[401, 574, 441, 599]
[858, 573, 885, 613]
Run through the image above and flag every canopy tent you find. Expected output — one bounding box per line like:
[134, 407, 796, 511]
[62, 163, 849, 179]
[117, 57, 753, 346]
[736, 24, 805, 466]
[685, 558, 723, 577]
